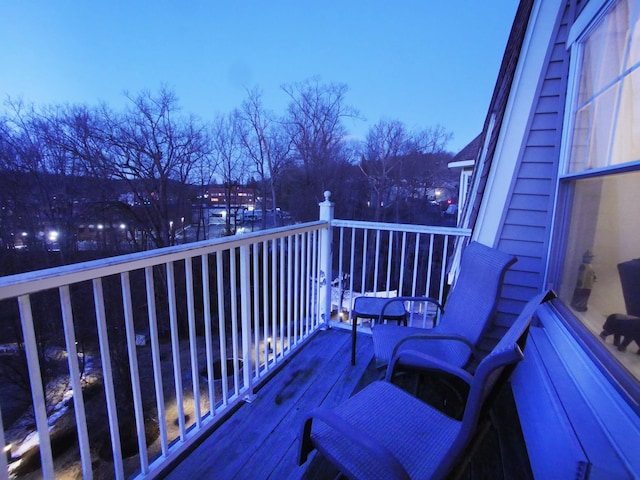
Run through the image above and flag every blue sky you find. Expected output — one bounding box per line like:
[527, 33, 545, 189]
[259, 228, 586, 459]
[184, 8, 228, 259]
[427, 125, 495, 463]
[0, 1, 519, 152]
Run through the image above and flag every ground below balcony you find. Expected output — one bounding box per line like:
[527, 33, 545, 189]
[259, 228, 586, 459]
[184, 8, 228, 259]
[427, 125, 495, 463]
[163, 329, 533, 480]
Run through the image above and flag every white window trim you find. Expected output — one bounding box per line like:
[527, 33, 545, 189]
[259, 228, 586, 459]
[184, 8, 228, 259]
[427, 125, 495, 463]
[567, 0, 615, 45]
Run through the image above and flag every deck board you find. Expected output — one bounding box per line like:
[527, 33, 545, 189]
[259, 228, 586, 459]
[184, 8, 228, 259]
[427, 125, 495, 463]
[164, 328, 373, 480]
[163, 328, 532, 480]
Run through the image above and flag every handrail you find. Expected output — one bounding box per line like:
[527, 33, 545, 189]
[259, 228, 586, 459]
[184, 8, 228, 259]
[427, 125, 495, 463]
[0, 221, 327, 300]
[331, 218, 471, 236]
[0, 220, 329, 480]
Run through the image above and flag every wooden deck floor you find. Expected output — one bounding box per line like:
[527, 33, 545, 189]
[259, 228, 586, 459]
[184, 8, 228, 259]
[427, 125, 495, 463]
[163, 328, 533, 480]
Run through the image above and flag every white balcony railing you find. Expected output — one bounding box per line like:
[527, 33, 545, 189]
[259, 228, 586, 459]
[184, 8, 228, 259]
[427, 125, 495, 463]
[0, 193, 470, 480]
[329, 218, 472, 331]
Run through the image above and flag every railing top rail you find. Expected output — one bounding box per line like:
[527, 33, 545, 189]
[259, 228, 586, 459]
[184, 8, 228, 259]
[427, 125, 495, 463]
[331, 218, 472, 237]
[0, 221, 328, 300]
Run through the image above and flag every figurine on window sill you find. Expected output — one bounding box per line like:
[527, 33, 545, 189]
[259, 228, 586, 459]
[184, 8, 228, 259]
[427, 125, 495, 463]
[571, 250, 596, 312]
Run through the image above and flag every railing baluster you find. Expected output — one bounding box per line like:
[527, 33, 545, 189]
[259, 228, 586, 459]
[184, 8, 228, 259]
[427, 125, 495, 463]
[399, 231, 407, 296]
[165, 262, 186, 440]
[0, 403, 8, 480]
[185, 259, 201, 427]
[361, 229, 368, 293]
[59, 285, 93, 479]
[201, 255, 216, 413]
[347, 227, 356, 325]
[145, 266, 168, 456]
[310, 230, 318, 330]
[252, 243, 261, 376]
[279, 236, 286, 358]
[386, 230, 393, 293]
[337, 226, 345, 318]
[271, 238, 278, 360]
[412, 233, 421, 296]
[303, 231, 310, 335]
[373, 229, 381, 293]
[426, 234, 435, 298]
[17, 294, 55, 479]
[93, 278, 125, 480]
[216, 251, 229, 405]
[262, 240, 270, 372]
[120, 273, 149, 473]
[287, 234, 293, 351]
[438, 235, 450, 307]
[293, 234, 300, 344]
[229, 248, 240, 396]
[239, 244, 254, 400]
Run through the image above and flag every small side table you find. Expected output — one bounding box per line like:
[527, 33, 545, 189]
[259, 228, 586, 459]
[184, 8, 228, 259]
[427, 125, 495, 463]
[351, 297, 407, 365]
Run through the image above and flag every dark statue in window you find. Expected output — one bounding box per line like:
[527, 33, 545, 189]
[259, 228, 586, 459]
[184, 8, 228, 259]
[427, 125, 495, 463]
[571, 250, 596, 312]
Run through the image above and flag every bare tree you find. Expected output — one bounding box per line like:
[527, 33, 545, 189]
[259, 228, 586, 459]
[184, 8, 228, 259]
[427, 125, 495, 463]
[360, 119, 414, 221]
[191, 157, 218, 241]
[400, 125, 453, 200]
[360, 120, 453, 221]
[237, 87, 291, 228]
[211, 111, 247, 236]
[0, 99, 92, 258]
[98, 87, 212, 248]
[282, 77, 359, 220]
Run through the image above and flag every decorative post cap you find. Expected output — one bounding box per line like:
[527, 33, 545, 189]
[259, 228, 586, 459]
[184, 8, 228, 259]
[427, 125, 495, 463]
[324, 191, 331, 202]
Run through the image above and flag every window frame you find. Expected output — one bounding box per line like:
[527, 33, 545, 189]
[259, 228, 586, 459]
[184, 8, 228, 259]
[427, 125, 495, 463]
[549, 0, 640, 409]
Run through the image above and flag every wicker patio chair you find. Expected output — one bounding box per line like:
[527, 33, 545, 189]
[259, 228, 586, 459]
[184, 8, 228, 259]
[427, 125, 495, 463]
[299, 290, 555, 480]
[371, 241, 517, 369]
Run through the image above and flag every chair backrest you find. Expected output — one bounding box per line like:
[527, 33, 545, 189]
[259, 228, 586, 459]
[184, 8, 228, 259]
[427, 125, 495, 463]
[432, 289, 555, 479]
[438, 241, 517, 342]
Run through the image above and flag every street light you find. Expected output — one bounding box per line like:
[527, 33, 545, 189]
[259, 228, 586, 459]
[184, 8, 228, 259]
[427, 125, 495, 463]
[181, 217, 185, 244]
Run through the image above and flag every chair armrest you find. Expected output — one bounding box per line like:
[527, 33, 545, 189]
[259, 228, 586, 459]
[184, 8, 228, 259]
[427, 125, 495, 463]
[390, 332, 477, 365]
[378, 296, 444, 323]
[299, 408, 411, 480]
[386, 349, 474, 386]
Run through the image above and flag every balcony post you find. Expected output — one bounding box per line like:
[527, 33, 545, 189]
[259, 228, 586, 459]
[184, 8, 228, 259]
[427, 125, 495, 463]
[318, 191, 334, 328]
[240, 244, 255, 401]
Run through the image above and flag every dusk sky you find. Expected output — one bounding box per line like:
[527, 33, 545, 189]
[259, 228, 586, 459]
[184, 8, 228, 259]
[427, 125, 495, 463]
[1, 1, 519, 152]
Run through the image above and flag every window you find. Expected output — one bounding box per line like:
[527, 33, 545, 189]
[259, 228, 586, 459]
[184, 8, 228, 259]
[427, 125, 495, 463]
[557, 0, 640, 383]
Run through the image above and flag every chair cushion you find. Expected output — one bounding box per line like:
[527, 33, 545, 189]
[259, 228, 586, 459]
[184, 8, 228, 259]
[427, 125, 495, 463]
[371, 242, 516, 368]
[311, 381, 460, 480]
[372, 325, 471, 369]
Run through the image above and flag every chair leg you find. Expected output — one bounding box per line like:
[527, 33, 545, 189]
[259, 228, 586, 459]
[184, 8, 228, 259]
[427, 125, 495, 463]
[448, 414, 494, 480]
[299, 417, 315, 465]
[351, 316, 358, 365]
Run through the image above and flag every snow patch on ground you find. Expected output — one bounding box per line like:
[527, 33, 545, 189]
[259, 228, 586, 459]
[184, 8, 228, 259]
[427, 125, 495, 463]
[7, 354, 96, 472]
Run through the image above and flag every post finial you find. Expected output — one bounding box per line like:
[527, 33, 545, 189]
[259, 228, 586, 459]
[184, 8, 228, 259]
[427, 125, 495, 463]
[324, 191, 331, 202]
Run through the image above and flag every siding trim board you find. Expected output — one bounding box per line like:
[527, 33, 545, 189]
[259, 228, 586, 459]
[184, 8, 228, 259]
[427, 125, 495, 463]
[491, 0, 570, 312]
[473, 0, 564, 266]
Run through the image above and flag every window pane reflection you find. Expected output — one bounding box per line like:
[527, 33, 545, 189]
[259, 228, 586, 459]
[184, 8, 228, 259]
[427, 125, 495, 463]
[559, 171, 640, 381]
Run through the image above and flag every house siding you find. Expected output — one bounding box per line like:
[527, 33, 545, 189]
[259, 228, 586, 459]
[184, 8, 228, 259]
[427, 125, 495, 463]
[492, 0, 572, 329]
[486, 1, 640, 477]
